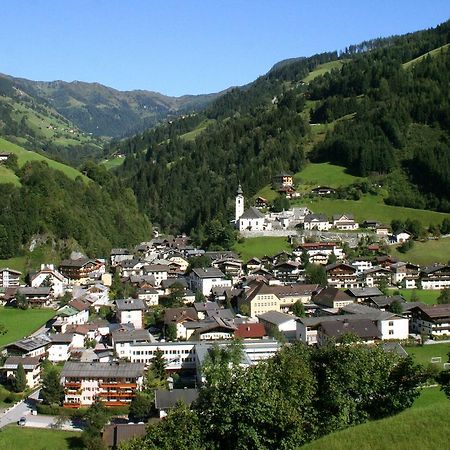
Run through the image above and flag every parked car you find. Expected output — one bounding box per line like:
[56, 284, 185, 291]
[18, 417, 26, 426]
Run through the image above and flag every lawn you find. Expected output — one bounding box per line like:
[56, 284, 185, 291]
[412, 386, 448, 409]
[293, 193, 450, 227]
[0, 426, 83, 450]
[100, 157, 125, 170]
[0, 137, 89, 182]
[302, 60, 347, 83]
[233, 237, 292, 261]
[388, 289, 441, 305]
[390, 238, 450, 265]
[405, 343, 449, 370]
[294, 163, 363, 188]
[300, 401, 449, 450]
[0, 308, 55, 347]
[180, 119, 215, 142]
[0, 166, 20, 186]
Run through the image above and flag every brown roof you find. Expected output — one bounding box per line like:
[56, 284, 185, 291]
[164, 307, 198, 324]
[413, 304, 450, 321]
[102, 424, 147, 447]
[270, 283, 319, 298]
[235, 323, 266, 338]
[313, 287, 353, 306]
[319, 318, 381, 340]
[69, 298, 91, 311]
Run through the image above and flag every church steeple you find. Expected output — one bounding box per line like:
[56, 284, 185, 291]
[235, 184, 244, 222]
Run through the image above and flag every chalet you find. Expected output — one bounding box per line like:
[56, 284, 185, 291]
[272, 261, 301, 282]
[110, 248, 133, 267]
[30, 264, 67, 297]
[409, 304, 450, 338]
[317, 318, 381, 346]
[0, 152, 11, 162]
[312, 287, 354, 309]
[52, 298, 90, 333]
[246, 257, 262, 273]
[376, 226, 390, 237]
[362, 266, 392, 288]
[332, 214, 359, 230]
[362, 220, 381, 229]
[48, 332, 85, 362]
[390, 230, 412, 244]
[376, 255, 398, 268]
[189, 267, 231, 296]
[364, 295, 405, 311]
[0, 268, 21, 288]
[258, 311, 297, 341]
[420, 264, 450, 290]
[1, 356, 41, 388]
[346, 287, 384, 302]
[303, 214, 332, 231]
[112, 329, 154, 359]
[293, 242, 345, 261]
[390, 262, 420, 288]
[212, 257, 243, 283]
[61, 361, 145, 408]
[164, 307, 199, 340]
[142, 264, 168, 286]
[17, 286, 52, 306]
[311, 186, 336, 196]
[270, 283, 319, 306]
[255, 196, 269, 208]
[115, 298, 146, 329]
[272, 172, 293, 188]
[325, 262, 359, 288]
[118, 259, 144, 278]
[137, 286, 159, 306]
[277, 185, 299, 199]
[59, 258, 104, 281]
[167, 253, 189, 272]
[189, 316, 237, 341]
[5, 334, 52, 358]
[350, 258, 373, 273]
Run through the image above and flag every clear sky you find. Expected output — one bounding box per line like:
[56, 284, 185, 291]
[1, 1, 449, 96]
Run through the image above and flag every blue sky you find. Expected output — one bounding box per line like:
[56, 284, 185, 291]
[1, 1, 449, 96]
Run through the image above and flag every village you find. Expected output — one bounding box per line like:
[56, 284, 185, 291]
[0, 184, 449, 446]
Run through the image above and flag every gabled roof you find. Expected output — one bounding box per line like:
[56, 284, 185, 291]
[239, 207, 265, 220]
[258, 311, 296, 325]
[0, 267, 22, 275]
[6, 334, 52, 352]
[115, 298, 146, 311]
[2, 356, 41, 370]
[235, 323, 266, 338]
[69, 298, 91, 311]
[61, 361, 145, 378]
[164, 307, 198, 324]
[326, 262, 357, 272]
[346, 287, 383, 298]
[313, 287, 353, 305]
[191, 267, 225, 279]
[154, 388, 199, 410]
[112, 329, 153, 344]
[319, 319, 381, 340]
[304, 213, 328, 223]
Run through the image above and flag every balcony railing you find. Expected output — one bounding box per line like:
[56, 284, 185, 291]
[65, 382, 81, 388]
[97, 391, 135, 398]
[63, 402, 81, 408]
[99, 382, 137, 389]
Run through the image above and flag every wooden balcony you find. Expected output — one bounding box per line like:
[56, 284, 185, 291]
[99, 382, 137, 389]
[97, 391, 135, 398]
[65, 382, 81, 388]
[63, 402, 81, 408]
[104, 400, 129, 407]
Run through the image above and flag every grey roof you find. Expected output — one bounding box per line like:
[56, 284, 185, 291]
[155, 388, 199, 410]
[2, 356, 40, 370]
[119, 259, 142, 269]
[346, 287, 383, 298]
[112, 329, 153, 344]
[61, 361, 145, 378]
[0, 267, 22, 275]
[320, 319, 381, 339]
[239, 207, 265, 220]
[18, 287, 51, 295]
[60, 258, 91, 268]
[333, 213, 354, 220]
[304, 213, 328, 222]
[340, 303, 397, 320]
[51, 333, 75, 344]
[258, 311, 296, 325]
[110, 248, 130, 255]
[206, 308, 235, 320]
[115, 298, 146, 311]
[6, 334, 52, 352]
[368, 295, 405, 308]
[191, 267, 225, 279]
[161, 278, 188, 289]
[194, 301, 220, 313]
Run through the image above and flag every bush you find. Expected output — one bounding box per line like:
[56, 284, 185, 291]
[36, 403, 63, 415]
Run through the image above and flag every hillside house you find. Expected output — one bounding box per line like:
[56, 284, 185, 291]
[409, 304, 450, 338]
[362, 266, 392, 288]
[303, 214, 332, 231]
[17, 286, 53, 307]
[326, 262, 359, 288]
[110, 248, 133, 267]
[115, 298, 146, 329]
[390, 262, 420, 288]
[420, 264, 450, 290]
[272, 172, 293, 188]
[59, 258, 105, 282]
[1, 356, 41, 388]
[332, 214, 359, 230]
[189, 267, 231, 296]
[313, 287, 354, 309]
[30, 264, 67, 297]
[311, 186, 336, 196]
[5, 335, 52, 358]
[0, 268, 21, 288]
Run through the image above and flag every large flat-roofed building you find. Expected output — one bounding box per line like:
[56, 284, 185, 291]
[61, 361, 145, 408]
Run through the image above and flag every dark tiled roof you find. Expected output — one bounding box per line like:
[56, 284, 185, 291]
[239, 207, 265, 219]
[154, 388, 199, 410]
[320, 319, 381, 339]
[115, 298, 146, 311]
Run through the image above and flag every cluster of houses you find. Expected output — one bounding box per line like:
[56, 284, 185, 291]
[0, 232, 448, 433]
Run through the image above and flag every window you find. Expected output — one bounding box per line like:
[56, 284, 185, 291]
[388, 321, 394, 326]
[389, 330, 394, 335]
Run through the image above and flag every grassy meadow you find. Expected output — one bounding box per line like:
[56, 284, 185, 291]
[0, 307, 55, 347]
[388, 289, 441, 305]
[0, 165, 20, 186]
[405, 343, 450, 370]
[302, 60, 347, 83]
[100, 156, 125, 170]
[233, 237, 292, 261]
[390, 238, 450, 265]
[0, 426, 83, 450]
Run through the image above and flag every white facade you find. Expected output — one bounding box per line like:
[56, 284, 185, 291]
[30, 266, 67, 297]
[0, 268, 21, 287]
[235, 188, 245, 222]
[304, 219, 332, 231]
[238, 216, 265, 232]
[119, 309, 144, 330]
[377, 316, 409, 340]
[48, 343, 71, 362]
[421, 279, 450, 290]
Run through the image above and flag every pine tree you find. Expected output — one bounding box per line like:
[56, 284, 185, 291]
[152, 348, 166, 381]
[12, 363, 27, 392]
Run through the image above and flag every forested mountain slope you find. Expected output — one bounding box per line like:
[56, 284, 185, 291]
[0, 74, 222, 138]
[112, 20, 450, 236]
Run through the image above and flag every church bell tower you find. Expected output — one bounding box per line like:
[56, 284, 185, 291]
[235, 184, 244, 222]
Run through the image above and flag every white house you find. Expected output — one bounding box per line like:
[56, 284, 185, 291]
[48, 332, 85, 362]
[2, 356, 41, 389]
[142, 264, 168, 286]
[257, 311, 297, 341]
[115, 298, 146, 329]
[391, 231, 412, 243]
[409, 304, 450, 338]
[0, 267, 21, 288]
[237, 207, 266, 231]
[189, 267, 232, 296]
[303, 214, 332, 231]
[332, 214, 359, 230]
[420, 264, 450, 290]
[30, 265, 68, 297]
[137, 286, 159, 306]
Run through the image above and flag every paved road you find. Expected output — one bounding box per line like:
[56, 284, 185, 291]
[0, 389, 40, 429]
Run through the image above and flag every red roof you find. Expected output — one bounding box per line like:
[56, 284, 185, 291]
[235, 323, 266, 339]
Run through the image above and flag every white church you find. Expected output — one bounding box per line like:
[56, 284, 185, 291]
[234, 185, 271, 232]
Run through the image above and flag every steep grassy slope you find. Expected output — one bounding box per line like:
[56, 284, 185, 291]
[402, 43, 449, 68]
[0, 137, 89, 182]
[390, 237, 450, 265]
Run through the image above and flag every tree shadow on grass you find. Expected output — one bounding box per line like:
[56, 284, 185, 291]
[66, 435, 84, 450]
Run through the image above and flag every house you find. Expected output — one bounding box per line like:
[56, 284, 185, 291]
[193, 302, 220, 320]
[115, 298, 146, 329]
[237, 207, 266, 232]
[137, 286, 159, 306]
[118, 259, 144, 278]
[59, 258, 105, 282]
[189, 267, 231, 296]
[293, 242, 345, 262]
[317, 318, 381, 346]
[48, 332, 84, 362]
[61, 361, 145, 408]
[332, 214, 359, 230]
[270, 283, 319, 306]
[1, 356, 41, 388]
[212, 257, 243, 283]
[0, 268, 21, 288]
[313, 287, 354, 309]
[154, 388, 199, 418]
[364, 295, 405, 311]
[271, 261, 301, 282]
[234, 323, 266, 339]
[376, 226, 390, 237]
[409, 304, 450, 338]
[102, 424, 147, 449]
[52, 299, 90, 333]
[5, 334, 52, 358]
[390, 230, 412, 244]
[0, 152, 11, 162]
[346, 287, 384, 302]
[238, 281, 281, 317]
[189, 317, 237, 341]
[110, 248, 133, 267]
[362, 220, 381, 229]
[17, 286, 53, 307]
[257, 311, 297, 341]
[303, 214, 332, 231]
[311, 186, 335, 196]
[142, 264, 168, 286]
[326, 262, 359, 288]
[272, 172, 294, 188]
[246, 257, 262, 273]
[420, 264, 450, 290]
[350, 258, 373, 273]
[255, 196, 269, 209]
[167, 253, 189, 273]
[164, 307, 199, 340]
[390, 262, 420, 288]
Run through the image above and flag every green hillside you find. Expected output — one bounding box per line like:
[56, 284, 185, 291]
[403, 43, 450, 69]
[300, 399, 449, 450]
[294, 162, 363, 188]
[302, 60, 347, 83]
[390, 237, 450, 265]
[0, 137, 89, 182]
[0, 165, 20, 186]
